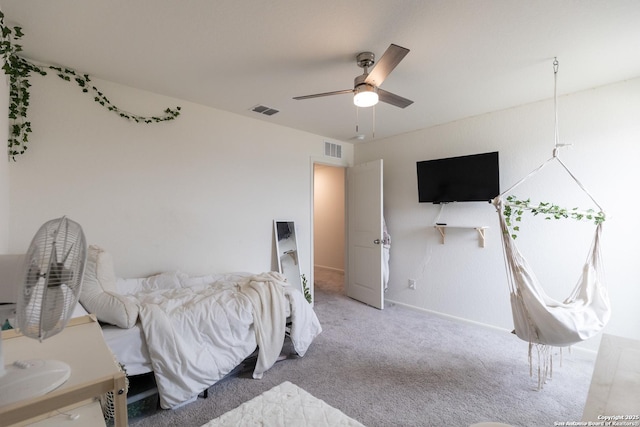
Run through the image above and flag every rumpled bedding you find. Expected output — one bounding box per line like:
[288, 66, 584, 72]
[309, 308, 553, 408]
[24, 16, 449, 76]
[128, 271, 322, 409]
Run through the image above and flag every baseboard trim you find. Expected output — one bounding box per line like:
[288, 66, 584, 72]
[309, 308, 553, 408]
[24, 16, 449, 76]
[384, 298, 598, 358]
[314, 265, 345, 274]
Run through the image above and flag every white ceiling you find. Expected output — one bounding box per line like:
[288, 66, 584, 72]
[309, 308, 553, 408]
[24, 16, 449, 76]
[2, 1, 640, 143]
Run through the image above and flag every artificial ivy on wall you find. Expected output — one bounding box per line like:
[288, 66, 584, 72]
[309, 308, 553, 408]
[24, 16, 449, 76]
[0, 11, 181, 160]
[502, 194, 606, 239]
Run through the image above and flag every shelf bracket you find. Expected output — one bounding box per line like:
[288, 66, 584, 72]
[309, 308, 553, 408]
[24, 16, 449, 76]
[434, 225, 488, 248]
[475, 227, 487, 248]
[435, 225, 446, 245]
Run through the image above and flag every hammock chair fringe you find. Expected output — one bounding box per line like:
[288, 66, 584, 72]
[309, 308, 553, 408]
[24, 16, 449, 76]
[528, 343, 566, 390]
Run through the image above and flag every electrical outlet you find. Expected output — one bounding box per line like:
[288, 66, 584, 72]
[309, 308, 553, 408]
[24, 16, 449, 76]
[408, 279, 416, 290]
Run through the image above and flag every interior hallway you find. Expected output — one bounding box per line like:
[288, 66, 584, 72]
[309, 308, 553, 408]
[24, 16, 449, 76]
[314, 266, 344, 294]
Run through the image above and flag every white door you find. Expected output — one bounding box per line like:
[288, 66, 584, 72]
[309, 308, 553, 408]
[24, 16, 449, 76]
[346, 159, 384, 309]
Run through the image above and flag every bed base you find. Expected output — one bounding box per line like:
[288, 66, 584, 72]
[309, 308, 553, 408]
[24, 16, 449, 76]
[126, 337, 297, 410]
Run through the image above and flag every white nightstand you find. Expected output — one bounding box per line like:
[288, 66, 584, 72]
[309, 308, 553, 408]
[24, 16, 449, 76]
[0, 315, 127, 427]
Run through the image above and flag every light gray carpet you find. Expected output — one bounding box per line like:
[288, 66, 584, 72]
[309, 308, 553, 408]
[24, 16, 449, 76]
[129, 271, 596, 427]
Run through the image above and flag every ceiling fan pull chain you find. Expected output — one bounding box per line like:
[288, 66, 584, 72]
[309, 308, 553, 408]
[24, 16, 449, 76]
[372, 104, 376, 139]
[356, 106, 360, 133]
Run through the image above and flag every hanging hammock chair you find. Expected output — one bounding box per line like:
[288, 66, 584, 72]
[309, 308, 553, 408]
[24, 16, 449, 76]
[492, 155, 611, 387]
[492, 59, 611, 387]
[492, 156, 611, 348]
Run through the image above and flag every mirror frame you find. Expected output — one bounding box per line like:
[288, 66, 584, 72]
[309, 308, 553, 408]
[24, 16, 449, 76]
[273, 220, 303, 294]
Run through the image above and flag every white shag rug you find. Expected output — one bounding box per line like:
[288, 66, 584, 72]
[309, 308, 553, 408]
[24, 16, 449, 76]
[201, 381, 364, 427]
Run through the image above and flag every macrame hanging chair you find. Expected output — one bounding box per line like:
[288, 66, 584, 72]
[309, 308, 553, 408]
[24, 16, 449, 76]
[493, 173, 610, 348]
[492, 59, 611, 386]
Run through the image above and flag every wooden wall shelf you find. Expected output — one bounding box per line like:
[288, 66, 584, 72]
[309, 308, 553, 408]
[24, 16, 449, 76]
[434, 224, 488, 247]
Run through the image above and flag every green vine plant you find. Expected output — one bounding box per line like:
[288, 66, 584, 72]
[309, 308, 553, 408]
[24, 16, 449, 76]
[0, 11, 181, 160]
[503, 195, 606, 239]
[300, 274, 312, 304]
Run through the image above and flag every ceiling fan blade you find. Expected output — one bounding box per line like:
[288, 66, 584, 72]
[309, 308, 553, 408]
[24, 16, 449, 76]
[293, 89, 354, 100]
[364, 44, 409, 86]
[378, 88, 414, 108]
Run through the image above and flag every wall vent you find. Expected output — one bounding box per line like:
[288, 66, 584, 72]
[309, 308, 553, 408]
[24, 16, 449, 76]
[324, 141, 342, 159]
[251, 105, 279, 116]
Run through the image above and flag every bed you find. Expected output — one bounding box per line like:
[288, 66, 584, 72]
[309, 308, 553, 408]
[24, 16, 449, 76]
[79, 246, 322, 409]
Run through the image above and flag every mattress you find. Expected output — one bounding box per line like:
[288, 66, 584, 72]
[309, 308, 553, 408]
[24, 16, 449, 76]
[100, 272, 256, 377]
[101, 322, 153, 376]
[102, 272, 295, 377]
[201, 381, 364, 427]
[99, 271, 321, 409]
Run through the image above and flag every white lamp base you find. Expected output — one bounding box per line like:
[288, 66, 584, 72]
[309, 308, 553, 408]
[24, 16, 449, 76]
[0, 359, 71, 407]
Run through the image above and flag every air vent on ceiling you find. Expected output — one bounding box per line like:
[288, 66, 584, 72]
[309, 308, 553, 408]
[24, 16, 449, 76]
[251, 104, 279, 116]
[324, 141, 342, 159]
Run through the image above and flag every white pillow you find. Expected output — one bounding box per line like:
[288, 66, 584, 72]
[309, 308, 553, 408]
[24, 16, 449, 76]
[178, 272, 253, 288]
[116, 272, 187, 295]
[178, 273, 216, 288]
[115, 277, 145, 296]
[80, 245, 139, 328]
[139, 271, 185, 292]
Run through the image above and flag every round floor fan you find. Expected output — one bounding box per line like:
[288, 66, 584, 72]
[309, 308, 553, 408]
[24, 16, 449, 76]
[0, 216, 87, 406]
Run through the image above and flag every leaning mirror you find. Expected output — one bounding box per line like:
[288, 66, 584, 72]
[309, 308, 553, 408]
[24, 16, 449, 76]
[274, 220, 303, 293]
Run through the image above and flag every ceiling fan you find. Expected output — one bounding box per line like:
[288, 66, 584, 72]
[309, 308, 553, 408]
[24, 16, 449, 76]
[293, 43, 413, 109]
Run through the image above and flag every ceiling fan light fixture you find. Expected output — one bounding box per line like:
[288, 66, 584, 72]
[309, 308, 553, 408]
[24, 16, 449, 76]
[353, 84, 379, 107]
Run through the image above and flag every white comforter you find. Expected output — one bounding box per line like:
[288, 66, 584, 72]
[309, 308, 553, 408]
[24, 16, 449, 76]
[130, 271, 322, 409]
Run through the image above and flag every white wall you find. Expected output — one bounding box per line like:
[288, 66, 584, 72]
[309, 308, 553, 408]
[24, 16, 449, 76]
[355, 77, 640, 351]
[313, 164, 345, 271]
[4, 65, 638, 352]
[5, 74, 353, 282]
[0, 75, 9, 252]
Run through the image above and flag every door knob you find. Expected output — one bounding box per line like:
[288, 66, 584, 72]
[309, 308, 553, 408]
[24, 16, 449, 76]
[373, 239, 381, 244]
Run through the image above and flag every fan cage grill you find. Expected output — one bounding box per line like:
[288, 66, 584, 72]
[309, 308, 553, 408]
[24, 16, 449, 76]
[17, 217, 87, 340]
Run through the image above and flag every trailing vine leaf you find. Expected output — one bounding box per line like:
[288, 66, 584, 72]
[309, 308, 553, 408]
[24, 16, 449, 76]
[48, 65, 181, 124]
[0, 11, 181, 160]
[502, 195, 605, 239]
[300, 274, 312, 304]
[0, 12, 45, 159]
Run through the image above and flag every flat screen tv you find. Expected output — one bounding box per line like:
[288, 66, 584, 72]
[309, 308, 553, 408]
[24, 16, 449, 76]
[417, 151, 499, 203]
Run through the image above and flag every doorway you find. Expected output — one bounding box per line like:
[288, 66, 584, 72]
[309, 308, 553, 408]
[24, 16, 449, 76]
[313, 164, 346, 293]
